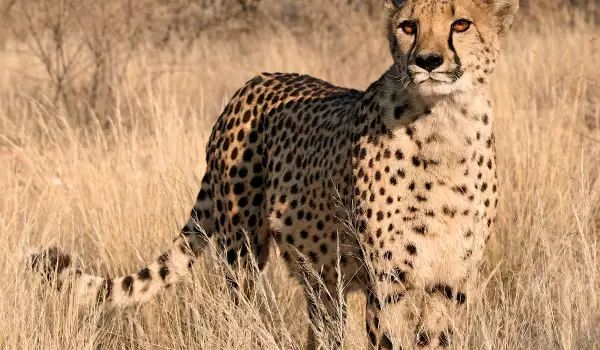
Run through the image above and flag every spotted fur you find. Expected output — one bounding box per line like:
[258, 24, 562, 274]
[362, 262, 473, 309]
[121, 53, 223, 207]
[29, 0, 518, 348]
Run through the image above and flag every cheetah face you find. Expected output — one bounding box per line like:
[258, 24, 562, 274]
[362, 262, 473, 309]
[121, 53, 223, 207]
[385, 0, 518, 97]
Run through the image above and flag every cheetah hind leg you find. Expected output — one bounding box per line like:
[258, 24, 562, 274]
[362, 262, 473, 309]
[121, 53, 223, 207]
[221, 231, 272, 306]
[213, 195, 272, 306]
[301, 275, 347, 350]
[27, 178, 215, 311]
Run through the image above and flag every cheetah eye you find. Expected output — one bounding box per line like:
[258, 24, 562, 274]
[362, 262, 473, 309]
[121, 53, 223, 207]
[452, 19, 471, 33]
[399, 21, 417, 35]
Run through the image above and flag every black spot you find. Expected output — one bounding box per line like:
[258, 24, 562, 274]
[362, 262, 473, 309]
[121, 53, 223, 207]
[252, 193, 264, 206]
[242, 110, 251, 123]
[243, 149, 254, 161]
[286, 235, 295, 244]
[392, 268, 406, 283]
[233, 183, 245, 195]
[138, 268, 152, 280]
[232, 214, 241, 226]
[367, 289, 382, 310]
[412, 156, 421, 167]
[439, 331, 451, 347]
[240, 243, 248, 257]
[249, 131, 259, 143]
[406, 244, 417, 255]
[394, 105, 405, 119]
[250, 176, 264, 188]
[122, 276, 134, 295]
[429, 284, 454, 299]
[417, 331, 431, 346]
[283, 171, 292, 182]
[227, 249, 237, 264]
[237, 129, 245, 142]
[30, 248, 72, 282]
[159, 266, 169, 280]
[284, 217, 293, 226]
[380, 333, 394, 349]
[415, 195, 427, 202]
[157, 251, 170, 264]
[383, 251, 392, 260]
[413, 225, 426, 235]
[443, 285, 453, 298]
[368, 331, 377, 346]
[456, 292, 467, 305]
[384, 292, 405, 304]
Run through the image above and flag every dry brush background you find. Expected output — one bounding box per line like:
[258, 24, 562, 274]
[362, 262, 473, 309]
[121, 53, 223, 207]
[0, 0, 600, 349]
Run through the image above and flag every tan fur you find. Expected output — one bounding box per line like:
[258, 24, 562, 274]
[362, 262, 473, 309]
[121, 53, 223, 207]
[29, 1, 518, 349]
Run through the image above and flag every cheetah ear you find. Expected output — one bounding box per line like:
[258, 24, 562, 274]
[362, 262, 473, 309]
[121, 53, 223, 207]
[486, 0, 520, 36]
[383, 0, 406, 11]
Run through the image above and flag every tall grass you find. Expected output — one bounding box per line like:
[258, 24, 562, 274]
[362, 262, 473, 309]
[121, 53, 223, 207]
[0, 4, 599, 350]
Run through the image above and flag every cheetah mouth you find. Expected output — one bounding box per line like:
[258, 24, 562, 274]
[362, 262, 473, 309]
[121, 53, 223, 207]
[408, 66, 464, 86]
[412, 71, 462, 85]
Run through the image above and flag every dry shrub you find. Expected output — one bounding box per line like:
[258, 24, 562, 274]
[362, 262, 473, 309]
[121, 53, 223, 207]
[0, 0, 595, 132]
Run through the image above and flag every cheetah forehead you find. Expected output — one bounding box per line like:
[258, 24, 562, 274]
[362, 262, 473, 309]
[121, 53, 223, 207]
[387, 0, 514, 17]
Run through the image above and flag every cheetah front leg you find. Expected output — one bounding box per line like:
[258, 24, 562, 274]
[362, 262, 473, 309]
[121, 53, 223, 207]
[364, 282, 470, 350]
[364, 286, 396, 350]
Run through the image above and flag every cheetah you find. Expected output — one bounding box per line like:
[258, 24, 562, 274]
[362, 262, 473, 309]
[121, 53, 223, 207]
[29, 0, 519, 348]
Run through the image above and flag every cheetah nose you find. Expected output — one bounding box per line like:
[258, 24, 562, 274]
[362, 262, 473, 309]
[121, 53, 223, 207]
[415, 54, 444, 72]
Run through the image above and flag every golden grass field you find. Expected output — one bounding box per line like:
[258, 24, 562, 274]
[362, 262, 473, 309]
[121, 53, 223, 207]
[1, 2, 600, 349]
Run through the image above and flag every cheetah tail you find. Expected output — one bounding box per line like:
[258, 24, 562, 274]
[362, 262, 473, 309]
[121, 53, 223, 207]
[27, 223, 210, 310]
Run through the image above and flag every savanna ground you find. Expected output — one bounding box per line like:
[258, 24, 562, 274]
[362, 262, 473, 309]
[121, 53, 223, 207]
[0, 1, 600, 349]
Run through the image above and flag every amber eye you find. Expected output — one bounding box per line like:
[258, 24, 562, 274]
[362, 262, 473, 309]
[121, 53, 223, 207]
[400, 21, 417, 35]
[452, 19, 471, 33]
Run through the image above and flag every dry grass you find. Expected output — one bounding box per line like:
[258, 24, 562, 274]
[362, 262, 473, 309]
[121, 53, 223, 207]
[1, 3, 600, 350]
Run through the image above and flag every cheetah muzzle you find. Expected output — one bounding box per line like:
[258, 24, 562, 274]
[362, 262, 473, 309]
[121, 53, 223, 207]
[28, 0, 519, 349]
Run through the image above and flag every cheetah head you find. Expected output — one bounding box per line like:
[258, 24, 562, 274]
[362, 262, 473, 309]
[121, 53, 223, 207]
[385, 0, 519, 97]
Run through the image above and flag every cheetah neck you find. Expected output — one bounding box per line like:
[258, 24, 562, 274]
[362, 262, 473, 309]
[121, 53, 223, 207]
[355, 71, 495, 167]
[376, 68, 493, 127]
